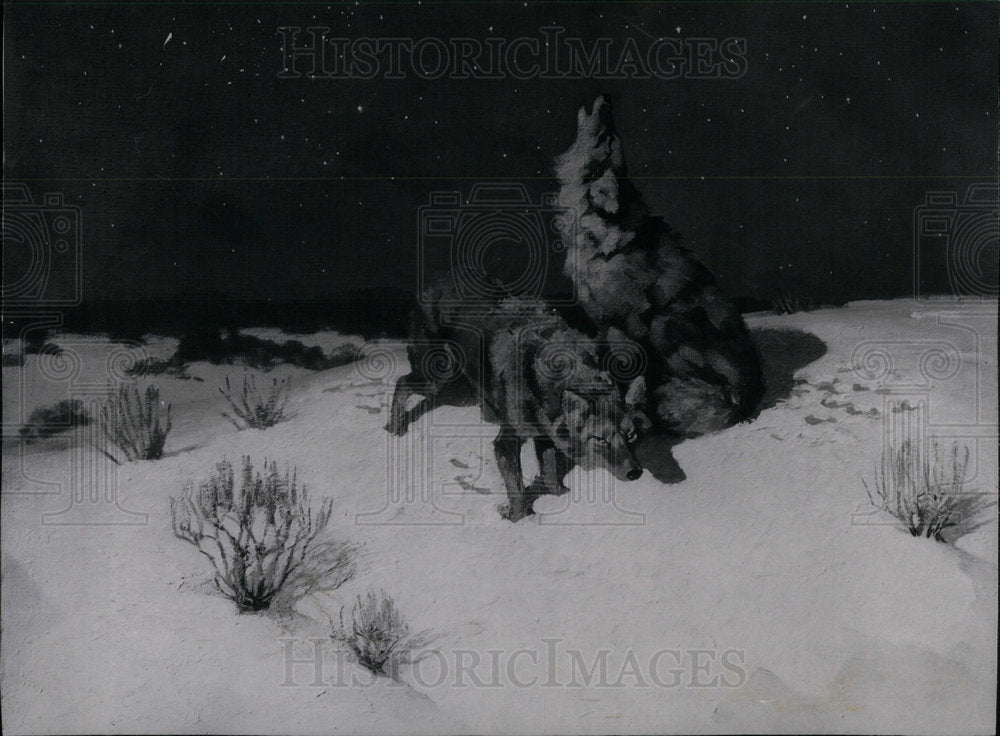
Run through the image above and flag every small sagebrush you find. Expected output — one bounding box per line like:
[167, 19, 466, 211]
[331, 589, 434, 678]
[864, 440, 994, 542]
[772, 288, 814, 315]
[100, 383, 172, 461]
[171, 456, 346, 613]
[220, 373, 290, 429]
[19, 399, 90, 441]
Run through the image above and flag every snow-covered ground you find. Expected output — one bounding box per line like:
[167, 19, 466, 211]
[2, 299, 996, 734]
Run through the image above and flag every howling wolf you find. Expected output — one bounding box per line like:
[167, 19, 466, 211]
[386, 287, 648, 521]
[555, 96, 765, 437]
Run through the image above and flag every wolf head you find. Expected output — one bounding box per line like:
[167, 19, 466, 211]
[554, 96, 625, 184]
[555, 96, 655, 265]
[558, 375, 647, 482]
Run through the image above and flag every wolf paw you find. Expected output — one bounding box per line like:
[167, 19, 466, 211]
[498, 501, 534, 523]
[526, 477, 571, 498]
[384, 417, 407, 436]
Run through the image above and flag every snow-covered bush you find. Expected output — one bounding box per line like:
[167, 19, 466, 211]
[864, 440, 993, 542]
[2, 350, 25, 366]
[100, 383, 172, 461]
[176, 328, 361, 370]
[170, 456, 347, 613]
[126, 355, 193, 379]
[331, 590, 434, 678]
[23, 333, 62, 355]
[220, 373, 290, 429]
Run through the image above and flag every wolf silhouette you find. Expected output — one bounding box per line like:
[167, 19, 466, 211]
[386, 285, 647, 521]
[555, 96, 765, 436]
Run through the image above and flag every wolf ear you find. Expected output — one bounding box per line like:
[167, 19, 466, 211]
[577, 106, 587, 128]
[624, 376, 647, 409]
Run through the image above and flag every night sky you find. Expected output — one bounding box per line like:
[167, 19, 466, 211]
[4, 1, 997, 307]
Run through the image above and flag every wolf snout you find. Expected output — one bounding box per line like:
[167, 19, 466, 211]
[626, 466, 643, 481]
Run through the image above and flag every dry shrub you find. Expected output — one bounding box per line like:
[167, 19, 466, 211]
[331, 589, 434, 678]
[865, 440, 995, 542]
[171, 456, 350, 612]
[100, 383, 172, 461]
[220, 373, 290, 429]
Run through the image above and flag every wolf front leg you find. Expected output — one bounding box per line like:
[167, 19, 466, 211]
[528, 438, 572, 497]
[493, 425, 533, 521]
[385, 372, 421, 436]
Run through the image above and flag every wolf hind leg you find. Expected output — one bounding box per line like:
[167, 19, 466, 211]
[494, 426, 533, 522]
[385, 371, 424, 435]
[385, 338, 463, 435]
[385, 369, 449, 436]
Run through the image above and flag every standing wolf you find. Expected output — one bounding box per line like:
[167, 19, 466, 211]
[386, 286, 647, 521]
[555, 96, 765, 437]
